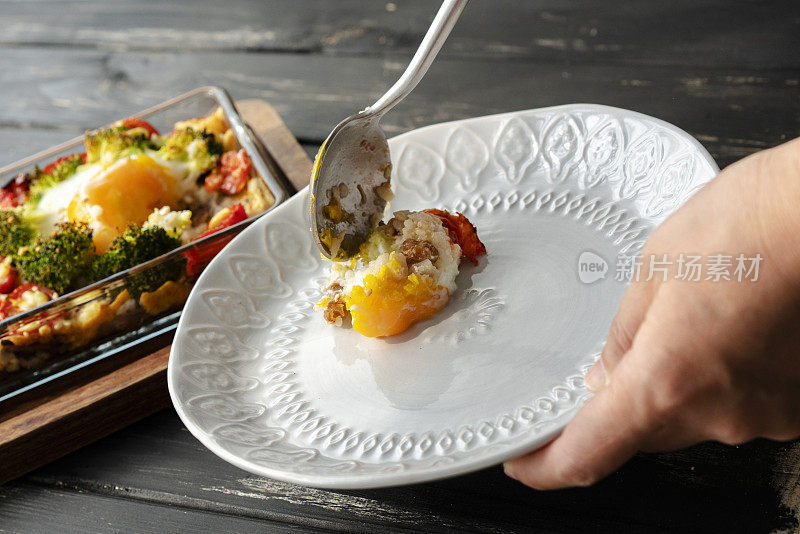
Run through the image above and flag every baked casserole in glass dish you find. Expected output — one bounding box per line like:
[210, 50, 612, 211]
[0, 86, 291, 399]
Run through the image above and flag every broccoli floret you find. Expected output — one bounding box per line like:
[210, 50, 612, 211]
[92, 225, 184, 298]
[14, 222, 95, 294]
[156, 127, 223, 173]
[0, 209, 37, 257]
[85, 126, 157, 165]
[28, 154, 85, 205]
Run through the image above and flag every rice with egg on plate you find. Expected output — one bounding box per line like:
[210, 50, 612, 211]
[317, 209, 486, 337]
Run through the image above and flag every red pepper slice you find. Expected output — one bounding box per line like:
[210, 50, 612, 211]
[424, 209, 487, 265]
[199, 203, 248, 238]
[115, 117, 160, 138]
[183, 204, 248, 278]
[204, 150, 251, 195]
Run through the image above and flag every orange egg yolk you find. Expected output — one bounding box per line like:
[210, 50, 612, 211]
[344, 256, 448, 337]
[68, 155, 179, 252]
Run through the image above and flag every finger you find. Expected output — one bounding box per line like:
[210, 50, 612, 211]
[504, 363, 652, 489]
[602, 280, 656, 371]
[608, 288, 707, 453]
[586, 280, 656, 392]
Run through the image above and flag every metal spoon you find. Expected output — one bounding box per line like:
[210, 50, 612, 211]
[309, 0, 468, 261]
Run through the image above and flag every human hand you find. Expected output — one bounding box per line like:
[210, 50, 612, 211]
[504, 137, 800, 490]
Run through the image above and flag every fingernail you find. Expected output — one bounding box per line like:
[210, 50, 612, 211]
[584, 359, 608, 392]
[503, 462, 518, 481]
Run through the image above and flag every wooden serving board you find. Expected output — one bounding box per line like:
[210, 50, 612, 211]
[0, 99, 313, 484]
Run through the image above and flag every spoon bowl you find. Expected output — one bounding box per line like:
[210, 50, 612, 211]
[310, 114, 392, 260]
[309, 0, 468, 260]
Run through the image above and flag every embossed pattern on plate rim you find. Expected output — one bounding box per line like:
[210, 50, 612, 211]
[169, 104, 719, 488]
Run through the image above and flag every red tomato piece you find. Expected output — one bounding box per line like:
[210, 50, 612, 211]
[0, 283, 57, 320]
[0, 174, 30, 208]
[0, 189, 18, 209]
[43, 153, 87, 176]
[183, 204, 248, 278]
[204, 150, 251, 195]
[0, 262, 17, 295]
[8, 283, 57, 301]
[203, 170, 223, 194]
[424, 209, 487, 265]
[116, 117, 160, 137]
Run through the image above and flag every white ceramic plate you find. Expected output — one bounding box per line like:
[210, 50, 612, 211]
[168, 104, 718, 488]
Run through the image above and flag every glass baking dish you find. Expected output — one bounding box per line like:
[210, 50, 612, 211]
[0, 86, 293, 401]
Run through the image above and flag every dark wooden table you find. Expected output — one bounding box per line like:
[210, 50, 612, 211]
[1, 1, 799, 532]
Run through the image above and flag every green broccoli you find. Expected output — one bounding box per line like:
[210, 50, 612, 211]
[156, 127, 223, 173]
[27, 154, 85, 205]
[85, 126, 157, 165]
[14, 222, 95, 294]
[92, 225, 184, 298]
[0, 209, 37, 257]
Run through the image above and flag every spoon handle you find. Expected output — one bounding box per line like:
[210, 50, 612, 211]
[367, 0, 468, 117]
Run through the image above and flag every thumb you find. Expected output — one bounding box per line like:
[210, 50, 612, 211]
[504, 360, 652, 489]
[586, 279, 655, 391]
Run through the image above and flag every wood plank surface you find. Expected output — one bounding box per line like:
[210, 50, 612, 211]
[1, 47, 798, 170]
[0, 481, 321, 534]
[237, 98, 313, 192]
[0, 128, 87, 168]
[0, 0, 797, 70]
[19, 410, 800, 533]
[0, 345, 170, 484]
